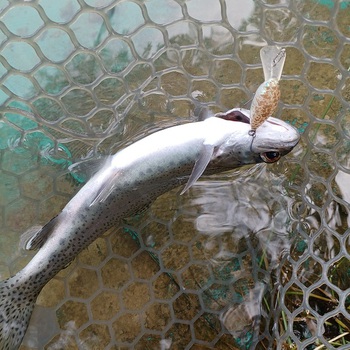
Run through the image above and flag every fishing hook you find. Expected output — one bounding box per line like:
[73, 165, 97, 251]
[249, 129, 256, 152]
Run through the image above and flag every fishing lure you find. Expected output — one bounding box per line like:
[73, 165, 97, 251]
[249, 45, 286, 136]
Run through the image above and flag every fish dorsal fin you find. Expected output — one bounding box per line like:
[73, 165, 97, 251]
[181, 143, 214, 195]
[69, 157, 108, 183]
[197, 107, 211, 121]
[21, 216, 59, 250]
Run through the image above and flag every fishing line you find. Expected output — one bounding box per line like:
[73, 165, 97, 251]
[249, 130, 256, 152]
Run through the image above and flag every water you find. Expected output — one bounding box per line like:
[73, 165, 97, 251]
[0, 0, 349, 349]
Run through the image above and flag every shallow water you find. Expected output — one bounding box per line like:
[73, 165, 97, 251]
[0, 0, 349, 349]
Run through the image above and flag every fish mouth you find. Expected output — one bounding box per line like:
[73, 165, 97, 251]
[256, 131, 299, 164]
[278, 141, 299, 156]
[255, 134, 300, 156]
[252, 116, 300, 153]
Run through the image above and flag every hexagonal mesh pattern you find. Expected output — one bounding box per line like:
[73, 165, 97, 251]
[0, 0, 349, 349]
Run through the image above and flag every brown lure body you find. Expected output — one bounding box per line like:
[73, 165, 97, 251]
[250, 78, 280, 131]
[249, 46, 286, 134]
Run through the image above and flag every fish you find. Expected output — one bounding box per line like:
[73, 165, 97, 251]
[0, 107, 300, 350]
[249, 45, 287, 135]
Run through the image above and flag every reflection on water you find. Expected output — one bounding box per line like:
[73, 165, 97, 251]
[221, 281, 266, 344]
[191, 166, 292, 269]
[186, 165, 293, 346]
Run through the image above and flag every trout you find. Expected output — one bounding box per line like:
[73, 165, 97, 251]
[0, 108, 299, 349]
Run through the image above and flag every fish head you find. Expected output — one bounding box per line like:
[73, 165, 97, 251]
[251, 114, 300, 160]
[208, 108, 300, 169]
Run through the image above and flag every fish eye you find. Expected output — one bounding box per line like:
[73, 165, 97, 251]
[260, 151, 281, 163]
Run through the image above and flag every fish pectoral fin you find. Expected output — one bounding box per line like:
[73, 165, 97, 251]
[21, 216, 59, 250]
[181, 143, 214, 195]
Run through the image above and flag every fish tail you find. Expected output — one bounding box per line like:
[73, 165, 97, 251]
[0, 275, 39, 350]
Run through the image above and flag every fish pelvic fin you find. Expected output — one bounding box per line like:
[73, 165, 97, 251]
[0, 275, 38, 350]
[21, 216, 59, 250]
[89, 172, 120, 207]
[181, 144, 214, 195]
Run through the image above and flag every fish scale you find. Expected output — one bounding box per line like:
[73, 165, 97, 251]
[0, 109, 299, 350]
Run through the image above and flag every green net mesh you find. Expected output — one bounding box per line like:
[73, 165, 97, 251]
[0, 0, 350, 349]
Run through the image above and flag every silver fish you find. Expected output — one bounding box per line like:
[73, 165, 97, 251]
[0, 108, 299, 350]
[249, 46, 286, 134]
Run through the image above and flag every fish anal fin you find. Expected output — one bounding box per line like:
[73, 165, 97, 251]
[181, 144, 214, 195]
[21, 216, 59, 250]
